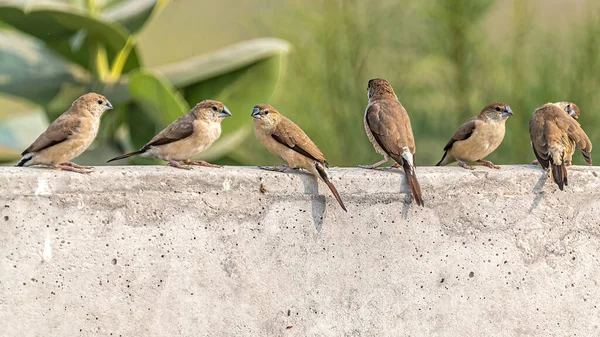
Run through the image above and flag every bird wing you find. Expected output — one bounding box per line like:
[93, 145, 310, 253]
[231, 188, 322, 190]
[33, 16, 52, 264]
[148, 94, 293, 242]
[145, 112, 195, 148]
[529, 110, 550, 168]
[365, 100, 415, 158]
[561, 115, 592, 164]
[22, 113, 81, 155]
[271, 116, 328, 165]
[442, 117, 478, 151]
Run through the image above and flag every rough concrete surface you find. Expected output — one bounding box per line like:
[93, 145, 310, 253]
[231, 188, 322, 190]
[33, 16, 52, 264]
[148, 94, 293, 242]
[1, 165, 600, 337]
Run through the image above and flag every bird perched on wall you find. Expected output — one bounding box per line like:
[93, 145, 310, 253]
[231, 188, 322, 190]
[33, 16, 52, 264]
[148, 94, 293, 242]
[251, 104, 347, 212]
[107, 100, 231, 169]
[529, 103, 592, 190]
[16, 92, 113, 173]
[532, 102, 581, 166]
[436, 102, 513, 170]
[360, 78, 423, 207]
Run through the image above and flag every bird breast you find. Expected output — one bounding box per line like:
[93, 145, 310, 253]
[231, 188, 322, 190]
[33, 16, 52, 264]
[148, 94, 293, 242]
[451, 120, 506, 162]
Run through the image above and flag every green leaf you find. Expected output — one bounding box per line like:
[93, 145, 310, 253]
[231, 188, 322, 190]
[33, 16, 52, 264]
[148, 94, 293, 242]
[127, 69, 189, 149]
[0, 2, 140, 73]
[157, 38, 290, 159]
[0, 31, 88, 106]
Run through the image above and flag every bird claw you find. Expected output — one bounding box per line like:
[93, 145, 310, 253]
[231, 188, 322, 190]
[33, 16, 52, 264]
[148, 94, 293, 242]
[358, 158, 389, 170]
[458, 161, 475, 170]
[183, 159, 222, 168]
[168, 160, 192, 170]
[58, 165, 93, 174]
[259, 165, 289, 172]
[477, 159, 500, 170]
[61, 162, 94, 170]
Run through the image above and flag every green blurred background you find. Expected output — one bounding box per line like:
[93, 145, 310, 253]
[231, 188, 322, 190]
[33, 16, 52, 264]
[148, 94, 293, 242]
[1, 0, 599, 167]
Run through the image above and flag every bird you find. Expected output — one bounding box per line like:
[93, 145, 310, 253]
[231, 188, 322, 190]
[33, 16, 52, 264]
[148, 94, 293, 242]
[531, 101, 580, 166]
[251, 104, 347, 212]
[107, 100, 231, 169]
[16, 92, 113, 173]
[360, 78, 424, 207]
[436, 102, 513, 170]
[529, 103, 592, 190]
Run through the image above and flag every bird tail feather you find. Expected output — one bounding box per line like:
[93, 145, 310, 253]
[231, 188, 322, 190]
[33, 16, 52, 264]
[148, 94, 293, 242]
[400, 149, 424, 206]
[435, 151, 450, 166]
[16, 153, 33, 167]
[107, 149, 145, 163]
[549, 146, 567, 190]
[315, 162, 347, 212]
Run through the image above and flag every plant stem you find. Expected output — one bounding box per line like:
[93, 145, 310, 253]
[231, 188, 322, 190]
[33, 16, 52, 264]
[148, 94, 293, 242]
[109, 37, 135, 81]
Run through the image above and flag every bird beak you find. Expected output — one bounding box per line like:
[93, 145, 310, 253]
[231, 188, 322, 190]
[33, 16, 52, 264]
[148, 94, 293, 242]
[502, 106, 513, 117]
[219, 106, 232, 118]
[251, 107, 261, 119]
[568, 109, 577, 117]
[104, 101, 113, 111]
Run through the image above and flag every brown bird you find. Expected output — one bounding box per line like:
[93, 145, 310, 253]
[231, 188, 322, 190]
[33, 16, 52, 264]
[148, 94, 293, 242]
[360, 78, 424, 207]
[529, 103, 592, 190]
[436, 102, 513, 170]
[251, 104, 347, 212]
[532, 101, 581, 166]
[107, 100, 231, 169]
[16, 92, 113, 173]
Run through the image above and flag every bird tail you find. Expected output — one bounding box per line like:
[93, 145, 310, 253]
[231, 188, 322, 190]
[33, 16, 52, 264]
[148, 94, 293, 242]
[16, 153, 33, 167]
[549, 146, 567, 190]
[107, 149, 145, 163]
[399, 149, 424, 206]
[315, 162, 347, 212]
[435, 151, 450, 166]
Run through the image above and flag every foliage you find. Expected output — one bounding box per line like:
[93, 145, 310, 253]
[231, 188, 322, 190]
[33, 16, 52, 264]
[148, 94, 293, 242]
[0, 0, 290, 164]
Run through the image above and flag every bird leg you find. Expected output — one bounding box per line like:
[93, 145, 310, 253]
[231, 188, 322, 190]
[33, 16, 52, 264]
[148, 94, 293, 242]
[61, 162, 94, 170]
[477, 159, 500, 170]
[358, 158, 389, 169]
[183, 159, 222, 168]
[458, 160, 475, 170]
[531, 160, 539, 165]
[391, 162, 401, 169]
[259, 164, 291, 172]
[57, 164, 93, 174]
[168, 160, 192, 170]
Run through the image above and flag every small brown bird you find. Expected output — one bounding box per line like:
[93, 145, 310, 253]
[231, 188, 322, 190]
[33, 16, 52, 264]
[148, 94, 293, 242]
[436, 102, 513, 170]
[360, 78, 423, 207]
[529, 103, 592, 190]
[251, 104, 347, 212]
[531, 102, 581, 166]
[107, 100, 231, 169]
[16, 92, 113, 173]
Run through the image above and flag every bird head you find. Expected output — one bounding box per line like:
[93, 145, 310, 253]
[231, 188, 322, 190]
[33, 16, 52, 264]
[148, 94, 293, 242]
[553, 101, 580, 119]
[251, 104, 280, 128]
[76, 92, 113, 117]
[480, 102, 513, 121]
[367, 78, 397, 100]
[192, 100, 231, 122]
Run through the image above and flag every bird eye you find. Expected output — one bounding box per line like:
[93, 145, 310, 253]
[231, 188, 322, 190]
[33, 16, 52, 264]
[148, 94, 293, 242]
[97, 99, 103, 105]
[264, 110, 269, 115]
[566, 104, 571, 109]
[494, 106, 501, 112]
[211, 106, 218, 112]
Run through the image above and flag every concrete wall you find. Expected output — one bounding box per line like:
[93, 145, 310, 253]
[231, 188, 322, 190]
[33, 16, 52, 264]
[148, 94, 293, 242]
[1, 165, 600, 337]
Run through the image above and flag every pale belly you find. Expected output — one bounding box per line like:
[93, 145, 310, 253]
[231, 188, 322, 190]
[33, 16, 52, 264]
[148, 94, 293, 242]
[145, 126, 221, 161]
[31, 122, 98, 166]
[452, 122, 506, 162]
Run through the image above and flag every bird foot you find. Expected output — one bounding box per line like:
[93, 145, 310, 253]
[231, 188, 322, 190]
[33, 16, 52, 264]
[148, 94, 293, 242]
[477, 159, 500, 170]
[566, 160, 572, 167]
[168, 160, 192, 170]
[61, 162, 94, 170]
[58, 164, 93, 174]
[259, 165, 290, 172]
[458, 160, 475, 170]
[183, 159, 222, 168]
[391, 162, 401, 169]
[358, 158, 389, 170]
[531, 160, 539, 166]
